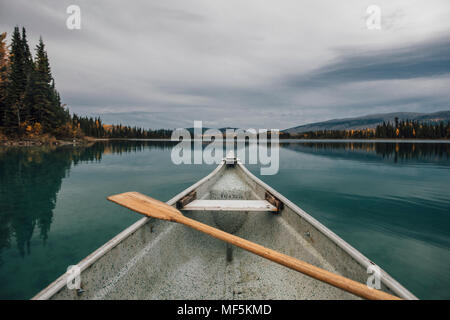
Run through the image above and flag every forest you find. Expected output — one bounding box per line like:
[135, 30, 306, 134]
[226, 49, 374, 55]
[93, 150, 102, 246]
[281, 118, 450, 139]
[0, 27, 171, 141]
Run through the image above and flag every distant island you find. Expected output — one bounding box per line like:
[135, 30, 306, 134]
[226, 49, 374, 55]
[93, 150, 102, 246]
[1, 26, 448, 146]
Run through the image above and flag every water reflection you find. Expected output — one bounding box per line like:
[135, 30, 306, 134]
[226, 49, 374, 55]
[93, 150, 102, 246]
[0, 140, 449, 262]
[0, 145, 99, 263]
[0, 141, 178, 263]
[281, 142, 450, 165]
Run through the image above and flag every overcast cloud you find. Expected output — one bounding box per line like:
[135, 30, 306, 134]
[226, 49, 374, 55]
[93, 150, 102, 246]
[1, 0, 449, 129]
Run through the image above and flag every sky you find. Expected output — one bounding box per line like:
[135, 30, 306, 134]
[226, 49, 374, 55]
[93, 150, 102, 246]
[1, 0, 449, 129]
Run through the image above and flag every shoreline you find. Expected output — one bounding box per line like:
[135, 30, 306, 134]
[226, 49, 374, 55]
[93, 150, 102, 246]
[2, 137, 450, 147]
[0, 136, 94, 147]
[84, 137, 450, 143]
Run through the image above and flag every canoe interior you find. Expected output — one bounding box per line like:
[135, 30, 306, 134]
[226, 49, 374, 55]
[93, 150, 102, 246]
[34, 161, 416, 300]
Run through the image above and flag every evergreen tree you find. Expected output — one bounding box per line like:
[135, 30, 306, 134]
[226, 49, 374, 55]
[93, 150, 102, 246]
[21, 27, 33, 75]
[21, 27, 34, 121]
[6, 26, 28, 129]
[29, 37, 54, 129]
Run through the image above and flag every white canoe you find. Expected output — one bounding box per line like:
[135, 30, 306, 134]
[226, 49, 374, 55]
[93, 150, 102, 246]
[33, 156, 417, 300]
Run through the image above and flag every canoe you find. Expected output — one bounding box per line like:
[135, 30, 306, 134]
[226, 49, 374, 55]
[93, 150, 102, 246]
[33, 155, 417, 300]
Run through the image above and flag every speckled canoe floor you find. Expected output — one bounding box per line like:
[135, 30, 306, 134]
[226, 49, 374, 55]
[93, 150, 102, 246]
[92, 168, 358, 300]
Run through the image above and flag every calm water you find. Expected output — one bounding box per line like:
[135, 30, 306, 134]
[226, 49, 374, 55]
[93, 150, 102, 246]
[0, 141, 449, 299]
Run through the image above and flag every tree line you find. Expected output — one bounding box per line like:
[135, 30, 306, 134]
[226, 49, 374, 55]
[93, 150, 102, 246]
[281, 118, 450, 139]
[2, 27, 448, 141]
[374, 118, 449, 139]
[71, 115, 172, 139]
[0, 27, 171, 140]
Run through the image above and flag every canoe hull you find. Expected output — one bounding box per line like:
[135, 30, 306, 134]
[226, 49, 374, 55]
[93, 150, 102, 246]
[33, 160, 417, 300]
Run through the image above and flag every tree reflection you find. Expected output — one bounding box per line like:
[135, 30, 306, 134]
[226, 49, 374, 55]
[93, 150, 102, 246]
[0, 141, 175, 263]
[281, 142, 450, 164]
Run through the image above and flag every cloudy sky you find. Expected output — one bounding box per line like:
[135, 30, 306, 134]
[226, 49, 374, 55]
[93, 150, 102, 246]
[1, 0, 449, 129]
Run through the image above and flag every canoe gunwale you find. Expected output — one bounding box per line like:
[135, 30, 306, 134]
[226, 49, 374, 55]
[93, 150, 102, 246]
[236, 161, 418, 300]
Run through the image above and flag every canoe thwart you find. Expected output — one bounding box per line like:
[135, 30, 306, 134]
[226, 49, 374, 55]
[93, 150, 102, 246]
[265, 191, 283, 213]
[176, 191, 197, 209]
[181, 199, 278, 212]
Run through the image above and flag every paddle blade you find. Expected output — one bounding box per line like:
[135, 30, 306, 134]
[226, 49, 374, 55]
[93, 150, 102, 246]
[108, 192, 183, 221]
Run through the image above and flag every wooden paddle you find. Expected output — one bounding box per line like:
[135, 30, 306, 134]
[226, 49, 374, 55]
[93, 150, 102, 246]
[108, 192, 402, 300]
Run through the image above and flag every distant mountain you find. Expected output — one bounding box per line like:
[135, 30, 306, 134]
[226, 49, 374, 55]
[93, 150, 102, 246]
[283, 110, 450, 134]
[185, 127, 239, 135]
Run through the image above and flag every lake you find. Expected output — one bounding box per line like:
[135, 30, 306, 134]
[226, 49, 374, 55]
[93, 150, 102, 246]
[0, 140, 449, 299]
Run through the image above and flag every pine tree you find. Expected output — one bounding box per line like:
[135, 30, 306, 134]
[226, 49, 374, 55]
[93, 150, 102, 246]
[21, 28, 33, 75]
[29, 37, 54, 129]
[6, 26, 28, 129]
[21, 27, 34, 122]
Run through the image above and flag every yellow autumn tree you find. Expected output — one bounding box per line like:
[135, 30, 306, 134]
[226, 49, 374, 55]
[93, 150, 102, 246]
[0, 32, 9, 128]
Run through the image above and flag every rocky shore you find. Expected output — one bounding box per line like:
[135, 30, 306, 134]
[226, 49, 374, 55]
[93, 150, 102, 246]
[0, 135, 94, 147]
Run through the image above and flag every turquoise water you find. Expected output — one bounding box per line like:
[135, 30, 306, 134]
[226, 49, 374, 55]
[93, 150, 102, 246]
[0, 141, 449, 299]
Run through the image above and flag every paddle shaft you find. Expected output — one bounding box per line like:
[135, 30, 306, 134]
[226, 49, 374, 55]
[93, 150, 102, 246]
[176, 214, 401, 300]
